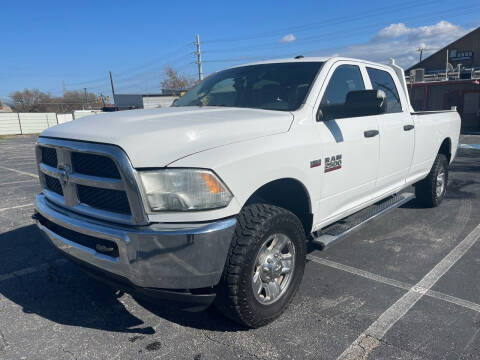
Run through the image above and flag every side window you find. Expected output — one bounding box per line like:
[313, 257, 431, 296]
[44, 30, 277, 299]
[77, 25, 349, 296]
[366, 68, 402, 113]
[320, 65, 365, 106]
[319, 65, 365, 120]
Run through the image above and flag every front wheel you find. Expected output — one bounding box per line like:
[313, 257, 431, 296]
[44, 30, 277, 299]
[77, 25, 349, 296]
[214, 203, 306, 328]
[414, 153, 449, 207]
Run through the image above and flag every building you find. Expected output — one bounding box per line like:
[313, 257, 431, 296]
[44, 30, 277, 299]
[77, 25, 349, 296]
[407, 27, 480, 74]
[406, 27, 480, 132]
[113, 93, 178, 110]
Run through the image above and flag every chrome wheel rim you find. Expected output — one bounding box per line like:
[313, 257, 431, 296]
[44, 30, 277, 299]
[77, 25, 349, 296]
[252, 233, 295, 305]
[436, 169, 446, 197]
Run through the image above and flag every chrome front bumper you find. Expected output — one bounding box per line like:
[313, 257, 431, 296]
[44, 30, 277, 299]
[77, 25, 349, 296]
[35, 193, 236, 290]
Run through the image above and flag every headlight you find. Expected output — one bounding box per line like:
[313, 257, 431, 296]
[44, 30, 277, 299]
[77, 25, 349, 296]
[139, 169, 233, 211]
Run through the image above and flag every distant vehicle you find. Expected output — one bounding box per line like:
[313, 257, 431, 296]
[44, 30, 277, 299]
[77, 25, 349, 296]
[34, 57, 460, 327]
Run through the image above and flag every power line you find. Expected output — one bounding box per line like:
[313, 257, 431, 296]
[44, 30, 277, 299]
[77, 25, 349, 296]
[202, 0, 440, 44]
[202, 3, 480, 65]
[112, 54, 190, 85]
[63, 43, 191, 87]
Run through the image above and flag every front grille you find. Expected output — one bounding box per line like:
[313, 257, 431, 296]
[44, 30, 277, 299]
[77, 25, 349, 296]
[77, 185, 131, 214]
[37, 214, 119, 258]
[71, 152, 121, 179]
[45, 175, 63, 195]
[37, 139, 145, 224]
[41, 147, 57, 168]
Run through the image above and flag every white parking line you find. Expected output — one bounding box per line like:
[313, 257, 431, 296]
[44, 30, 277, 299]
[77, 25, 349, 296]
[0, 165, 38, 178]
[0, 259, 67, 282]
[1, 162, 37, 166]
[0, 203, 34, 212]
[307, 255, 480, 313]
[0, 179, 36, 187]
[336, 222, 480, 360]
[0, 159, 35, 164]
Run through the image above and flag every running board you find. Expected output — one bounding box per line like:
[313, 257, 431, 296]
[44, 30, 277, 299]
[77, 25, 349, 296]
[311, 192, 415, 249]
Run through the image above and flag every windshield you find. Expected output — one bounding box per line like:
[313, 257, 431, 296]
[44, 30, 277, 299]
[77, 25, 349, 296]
[174, 62, 323, 111]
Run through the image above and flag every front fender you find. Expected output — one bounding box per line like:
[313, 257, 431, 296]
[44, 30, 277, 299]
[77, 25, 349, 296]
[158, 131, 322, 224]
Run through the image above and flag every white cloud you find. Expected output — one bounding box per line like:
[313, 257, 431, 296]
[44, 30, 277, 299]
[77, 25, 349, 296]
[280, 33, 296, 43]
[314, 21, 471, 68]
[375, 23, 410, 39]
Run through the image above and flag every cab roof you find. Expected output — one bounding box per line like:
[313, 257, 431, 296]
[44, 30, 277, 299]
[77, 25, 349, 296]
[234, 56, 392, 70]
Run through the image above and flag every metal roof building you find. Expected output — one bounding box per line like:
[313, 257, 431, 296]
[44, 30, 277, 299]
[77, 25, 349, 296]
[407, 27, 480, 74]
[113, 94, 178, 110]
[406, 27, 480, 132]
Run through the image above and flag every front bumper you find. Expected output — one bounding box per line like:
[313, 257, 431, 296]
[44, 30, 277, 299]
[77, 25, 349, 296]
[35, 193, 236, 301]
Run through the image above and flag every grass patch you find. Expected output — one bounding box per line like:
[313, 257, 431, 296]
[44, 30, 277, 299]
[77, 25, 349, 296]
[0, 134, 39, 140]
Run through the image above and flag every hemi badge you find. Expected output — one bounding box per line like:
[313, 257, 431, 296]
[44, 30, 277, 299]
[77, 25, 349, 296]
[310, 159, 322, 168]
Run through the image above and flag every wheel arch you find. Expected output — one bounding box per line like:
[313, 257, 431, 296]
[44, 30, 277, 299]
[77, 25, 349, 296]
[245, 177, 313, 235]
[438, 137, 452, 163]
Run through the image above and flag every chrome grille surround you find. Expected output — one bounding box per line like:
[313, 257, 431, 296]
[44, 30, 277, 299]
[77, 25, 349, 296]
[36, 137, 148, 225]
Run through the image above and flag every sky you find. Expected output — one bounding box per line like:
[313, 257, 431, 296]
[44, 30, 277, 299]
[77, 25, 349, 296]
[1, 0, 479, 101]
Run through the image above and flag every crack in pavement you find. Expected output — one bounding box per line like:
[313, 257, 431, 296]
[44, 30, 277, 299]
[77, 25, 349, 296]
[0, 328, 7, 353]
[202, 333, 265, 360]
[61, 347, 77, 360]
[341, 334, 381, 360]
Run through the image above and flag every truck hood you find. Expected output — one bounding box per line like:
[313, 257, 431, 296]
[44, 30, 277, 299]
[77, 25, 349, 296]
[41, 107, 293, 167]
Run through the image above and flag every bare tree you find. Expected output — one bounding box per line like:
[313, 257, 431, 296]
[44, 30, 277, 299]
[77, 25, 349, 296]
[160, 66, 196, 94]
[9, 89, 52, 112]
[9, 89, 103, 113]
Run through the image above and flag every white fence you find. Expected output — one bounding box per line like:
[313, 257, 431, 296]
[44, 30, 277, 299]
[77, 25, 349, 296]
[0, 113, 22, 135]
[57, 113, 73, 124]
[0, 111, 106, 135]
[0, 113, 60, 135]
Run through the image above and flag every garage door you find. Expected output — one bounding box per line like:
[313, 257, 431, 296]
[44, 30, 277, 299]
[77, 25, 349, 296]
[463, 92, 480, 130]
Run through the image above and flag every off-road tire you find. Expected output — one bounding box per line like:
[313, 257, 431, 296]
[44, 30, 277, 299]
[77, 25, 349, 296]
[214, 203, 306, 328]
[414, 153, 448, 207]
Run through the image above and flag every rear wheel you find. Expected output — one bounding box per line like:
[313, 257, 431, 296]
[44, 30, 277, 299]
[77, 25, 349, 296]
[214, 203, 306, 328]
[414, 153, 449, 207]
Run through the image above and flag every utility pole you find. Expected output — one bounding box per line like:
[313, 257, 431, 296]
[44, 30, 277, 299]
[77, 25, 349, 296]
[194, 34, 203, 81]
[83, 88, 87, 110]
[445, 49, 449, 81]
[109, 71, 116, 99]
[417, 47, 425, 63]
[62, 80, 66, 95]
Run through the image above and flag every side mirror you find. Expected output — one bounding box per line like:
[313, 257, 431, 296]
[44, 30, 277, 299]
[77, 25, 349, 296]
[317, 90, 386, 121]
[345, 89, 386, 116]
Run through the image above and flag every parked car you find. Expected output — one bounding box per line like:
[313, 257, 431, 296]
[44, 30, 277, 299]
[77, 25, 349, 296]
[34, 57, 460, 327]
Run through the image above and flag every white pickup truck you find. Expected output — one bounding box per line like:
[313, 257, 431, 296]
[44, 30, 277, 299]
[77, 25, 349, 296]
[34, 57, 460, 328]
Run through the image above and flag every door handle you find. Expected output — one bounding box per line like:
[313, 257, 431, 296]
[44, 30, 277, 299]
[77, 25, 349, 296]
[364, 130, 379, 138]
[404, 124, 415, 131]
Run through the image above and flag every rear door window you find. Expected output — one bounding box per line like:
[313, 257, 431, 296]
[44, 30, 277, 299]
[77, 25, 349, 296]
[366, 68, 402, 113]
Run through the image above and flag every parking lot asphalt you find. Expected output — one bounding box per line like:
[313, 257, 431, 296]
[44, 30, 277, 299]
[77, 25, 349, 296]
[0, 134, 479, 360]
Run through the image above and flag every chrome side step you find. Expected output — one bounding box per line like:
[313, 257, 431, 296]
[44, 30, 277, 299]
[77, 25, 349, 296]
[312, 192, 415, 249]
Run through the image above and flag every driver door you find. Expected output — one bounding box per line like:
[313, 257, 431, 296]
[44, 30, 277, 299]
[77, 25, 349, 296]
[315, 62, 380, 223]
